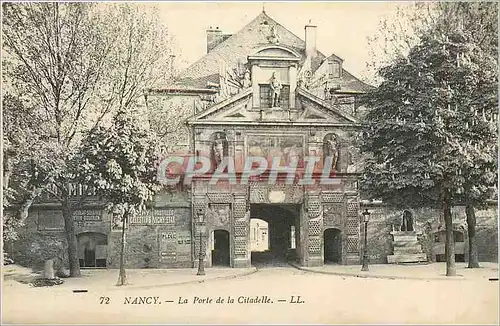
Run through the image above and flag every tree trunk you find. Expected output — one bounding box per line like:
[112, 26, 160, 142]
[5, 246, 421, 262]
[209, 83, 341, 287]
[443, 196, 456, 276]
[18, 187, 43, 223]
[466, 203, 480, 268]
[3, 151, 12, 190]
[117, 211, 127, 286]
[62, 199, 81, 277]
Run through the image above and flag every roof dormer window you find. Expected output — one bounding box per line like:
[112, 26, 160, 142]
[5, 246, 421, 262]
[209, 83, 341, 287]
[329, 61, 342, 78]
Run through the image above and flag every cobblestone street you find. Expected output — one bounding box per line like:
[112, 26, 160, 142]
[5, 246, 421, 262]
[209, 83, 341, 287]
[3, 265, 498, 324]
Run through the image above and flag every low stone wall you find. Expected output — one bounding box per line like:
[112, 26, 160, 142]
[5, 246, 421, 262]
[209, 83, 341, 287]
[361, 204, 498, 264]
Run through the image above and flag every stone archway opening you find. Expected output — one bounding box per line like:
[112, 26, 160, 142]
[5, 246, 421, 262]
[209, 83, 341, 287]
[324, 228, 342, 264]
[77, 232, 108, 268]
[250, 203, 300, 267]
[211, 229, 230, 266]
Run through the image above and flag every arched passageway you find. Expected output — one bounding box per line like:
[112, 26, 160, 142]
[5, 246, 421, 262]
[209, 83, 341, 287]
[250, 204, 300, 267]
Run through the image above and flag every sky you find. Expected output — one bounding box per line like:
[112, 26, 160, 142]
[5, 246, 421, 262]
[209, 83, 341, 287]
[154, 1, 403, 83]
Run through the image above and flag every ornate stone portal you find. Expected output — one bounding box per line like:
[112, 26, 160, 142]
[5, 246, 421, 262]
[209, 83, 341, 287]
[192, 179, 361, 268]
[185, 39, 363, 268]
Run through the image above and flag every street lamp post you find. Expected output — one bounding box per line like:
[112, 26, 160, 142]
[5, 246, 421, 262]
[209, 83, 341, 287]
[196, 212, 206, 276]
[361, 209, 371, 272]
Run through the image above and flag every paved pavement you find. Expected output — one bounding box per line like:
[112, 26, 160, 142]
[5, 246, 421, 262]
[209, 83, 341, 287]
[3, 264, 257, 292]
[3, 265, 498, 324]
[291, 261, 499, 281]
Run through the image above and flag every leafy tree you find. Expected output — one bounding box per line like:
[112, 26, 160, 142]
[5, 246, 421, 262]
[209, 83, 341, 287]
[429, 1, 498, 268]
[2, 93, 42, 241]
[360, 27, 497, 276]
[2, 3, 113, 276]
[364, 1, 498, 270]
[366, 2, 498, 84]
[2, 2, 174, 276]
[76, 110, 161, 286]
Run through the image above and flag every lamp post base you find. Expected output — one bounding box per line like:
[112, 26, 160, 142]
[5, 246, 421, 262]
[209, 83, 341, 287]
[197, 258, 205, 276]
[361, 255, 369, 272]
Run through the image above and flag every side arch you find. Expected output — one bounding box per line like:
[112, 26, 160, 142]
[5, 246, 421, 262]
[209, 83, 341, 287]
[76, 232, 108, 268]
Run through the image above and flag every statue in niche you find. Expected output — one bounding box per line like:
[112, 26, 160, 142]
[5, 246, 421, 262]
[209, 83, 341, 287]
[242, 68, 252, 88]
[268, 25, 280, 44]
[211, 133, 228, 167]
[401, 210, 414, 231]
[323, 134, 340, 172]
[346, 145, 362, 173]
[269, 71, 282, 107]
[303, 70, 312, 89]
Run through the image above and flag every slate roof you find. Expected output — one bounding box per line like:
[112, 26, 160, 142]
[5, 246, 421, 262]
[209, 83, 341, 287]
[164, 11, 371, 93]
[339, 70, 374, 93]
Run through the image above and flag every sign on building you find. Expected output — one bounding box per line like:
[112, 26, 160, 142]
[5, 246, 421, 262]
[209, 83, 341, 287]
[37, 210, 65, 231]
[129, 209, 176, 225]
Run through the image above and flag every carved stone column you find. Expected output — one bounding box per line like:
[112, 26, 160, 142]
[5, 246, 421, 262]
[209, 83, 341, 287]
[345, 195, 361, 265]
[305, 193, 323, 267]
[232, 194, 250, 268]
[192, 194, 209, 267]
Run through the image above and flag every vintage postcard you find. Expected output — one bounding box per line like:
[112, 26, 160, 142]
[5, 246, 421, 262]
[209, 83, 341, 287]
[2, 1, 499, 324]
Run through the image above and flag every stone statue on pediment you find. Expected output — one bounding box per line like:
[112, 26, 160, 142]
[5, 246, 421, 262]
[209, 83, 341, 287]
[242, 69, 252, 88]
[269, 72, 282, 108]
[268, 25, 280, 44]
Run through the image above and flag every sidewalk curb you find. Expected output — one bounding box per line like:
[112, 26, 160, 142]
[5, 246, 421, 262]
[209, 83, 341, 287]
[107, 267, 259, 291]
[289, 263, 477, 281]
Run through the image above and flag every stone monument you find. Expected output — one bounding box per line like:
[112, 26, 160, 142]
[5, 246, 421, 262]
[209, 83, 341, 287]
[43, 259, 55, 279]
[387, 211, 427, 264]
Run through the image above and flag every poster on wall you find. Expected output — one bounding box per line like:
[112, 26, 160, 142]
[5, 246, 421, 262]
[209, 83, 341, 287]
[159, 231, 177, 262]
[176, 230, 192, 262]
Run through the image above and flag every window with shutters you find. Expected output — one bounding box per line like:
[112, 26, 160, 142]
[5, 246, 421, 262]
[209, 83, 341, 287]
[329, 61, 341, 78]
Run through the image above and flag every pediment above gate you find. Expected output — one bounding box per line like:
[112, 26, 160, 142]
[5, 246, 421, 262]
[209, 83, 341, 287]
[295, 88, 357, 124]
[187, 86, 358, 125]
[248, 45, 302, 62]
[187, 88, 253, 123]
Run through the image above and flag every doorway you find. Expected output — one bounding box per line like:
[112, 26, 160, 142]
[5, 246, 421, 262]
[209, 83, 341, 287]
[324, 228, 342, 264]
[77, 232, 107, 268]
[212, 229, 230, 266]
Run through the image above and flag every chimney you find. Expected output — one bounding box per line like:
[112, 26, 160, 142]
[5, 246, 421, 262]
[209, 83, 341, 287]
[206, 26, 224, 53]
[305, 20, 317, 57]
